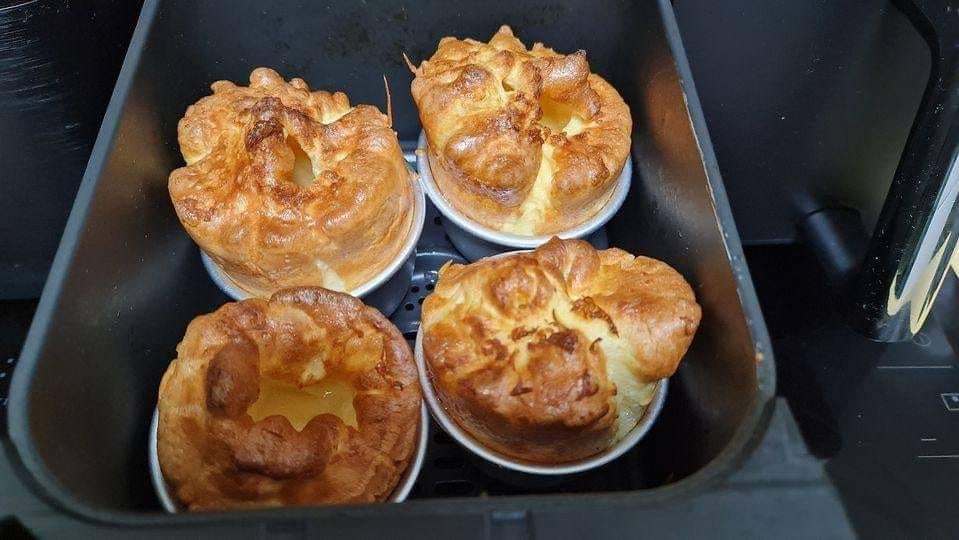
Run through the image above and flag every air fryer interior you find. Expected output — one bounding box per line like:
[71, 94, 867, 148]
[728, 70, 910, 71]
[9, 0, 772, 518]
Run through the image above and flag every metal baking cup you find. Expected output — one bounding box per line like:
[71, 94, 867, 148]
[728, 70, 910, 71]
[149, 403, 429, 510]
[415, 132, 632, 261]
[201, 173, 426, 317]
[414, 330, 668, 475]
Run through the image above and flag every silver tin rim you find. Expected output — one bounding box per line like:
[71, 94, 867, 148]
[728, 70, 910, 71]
[149, 403, 429, 511]
[415, 131, 632, 248]
[414, 326, 667, 476]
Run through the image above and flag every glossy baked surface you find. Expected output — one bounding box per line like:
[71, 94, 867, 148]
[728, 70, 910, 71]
[157, 287, 421, 510]
[169, 68, 415, 295]
[421, 238, 699, 463]
[411, 26, 632, 235]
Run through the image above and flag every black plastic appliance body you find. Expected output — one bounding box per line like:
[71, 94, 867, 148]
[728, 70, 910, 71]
[7, 0, 776, 534]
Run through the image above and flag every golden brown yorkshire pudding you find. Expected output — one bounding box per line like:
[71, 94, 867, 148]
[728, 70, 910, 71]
[410, 26, 632, 236]
[421, 238, 700, 463]
[169, 68, 415, 296]
[157, 287, 421, 510]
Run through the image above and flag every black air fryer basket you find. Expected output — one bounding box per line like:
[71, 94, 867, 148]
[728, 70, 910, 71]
[7, 0, 775, 534]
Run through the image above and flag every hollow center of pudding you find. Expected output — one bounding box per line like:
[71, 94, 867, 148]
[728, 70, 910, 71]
[499, 97, 592, 235]
[287, 137, 316, 188]
[247, 376, 358, 430]
[539, 96, 587, 137]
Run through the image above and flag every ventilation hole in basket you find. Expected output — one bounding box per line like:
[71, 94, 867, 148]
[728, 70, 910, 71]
[433, 216, 442, 226]
[443, 234, 451, 243]
[434, 456, 464, 470]
[433, 430, 455, 445]
[425, 283, 435, 291]
[404, 303, 414, 311]
[411, 285, 420, 293]
[433, 480, 475, 497]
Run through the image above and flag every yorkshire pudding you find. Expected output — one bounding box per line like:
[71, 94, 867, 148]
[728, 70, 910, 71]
[410, 26, 632, 236]
[421, 238, 700, 463]
[156, 287, 421, 510]
[169, 68, 415, 297]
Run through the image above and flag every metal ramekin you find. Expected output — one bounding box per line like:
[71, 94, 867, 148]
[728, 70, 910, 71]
[201, 175, 426, 317]
[149, 403, 429, 510]
[414, 329, 667, 475]
[416, 132, 632, 261]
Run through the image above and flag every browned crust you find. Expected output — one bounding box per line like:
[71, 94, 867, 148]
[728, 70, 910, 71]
[421, 238, 700, 463]
[410, 26, 632, 234]
[169, 68, 415, 295]
[157, 287, 421, 510]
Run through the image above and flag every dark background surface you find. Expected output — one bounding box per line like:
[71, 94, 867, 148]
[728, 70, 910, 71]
[674, 2, 959, 537]
[0, 0, 142, 298]
[0, 0, 957, 537]
[675, 0, 931, 245]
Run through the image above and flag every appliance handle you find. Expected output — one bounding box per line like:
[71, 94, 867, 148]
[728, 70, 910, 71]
[848, 0, 959, 341]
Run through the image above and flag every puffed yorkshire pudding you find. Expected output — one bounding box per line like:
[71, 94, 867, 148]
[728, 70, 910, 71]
[421, 238, 700, 463]
[157, 287, 421, 510]
[410, 26, 632, 236]
[169, 68, 415, 296]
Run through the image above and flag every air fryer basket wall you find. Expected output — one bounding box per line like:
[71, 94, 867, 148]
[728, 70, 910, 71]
[8, 0, 774, 526]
